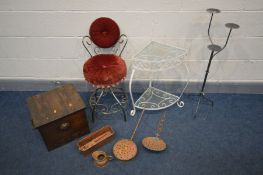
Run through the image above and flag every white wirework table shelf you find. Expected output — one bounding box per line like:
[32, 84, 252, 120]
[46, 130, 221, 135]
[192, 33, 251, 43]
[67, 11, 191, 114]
[129, 41, 189, 116]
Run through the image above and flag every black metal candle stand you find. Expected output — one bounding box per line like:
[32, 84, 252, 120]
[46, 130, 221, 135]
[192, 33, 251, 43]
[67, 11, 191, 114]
[193, 8, 240, 119]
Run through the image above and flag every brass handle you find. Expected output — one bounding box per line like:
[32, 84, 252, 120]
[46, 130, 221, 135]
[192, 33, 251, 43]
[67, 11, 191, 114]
[59, 122, 70, 130]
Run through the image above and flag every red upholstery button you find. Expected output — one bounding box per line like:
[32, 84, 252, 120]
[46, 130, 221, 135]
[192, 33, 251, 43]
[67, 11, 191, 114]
[89, 17, 120, 48]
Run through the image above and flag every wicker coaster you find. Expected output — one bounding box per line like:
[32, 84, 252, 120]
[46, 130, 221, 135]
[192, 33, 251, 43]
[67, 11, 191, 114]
[113, 139, 137, 160]
[142, 137, 166, 152]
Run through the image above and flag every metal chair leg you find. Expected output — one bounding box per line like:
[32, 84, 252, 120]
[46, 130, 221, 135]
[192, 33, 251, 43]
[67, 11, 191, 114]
[91, 89, 104, 122]
[110, 88, 127, 121]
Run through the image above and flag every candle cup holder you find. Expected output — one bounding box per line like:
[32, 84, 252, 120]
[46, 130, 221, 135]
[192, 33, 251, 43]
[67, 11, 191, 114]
[193, 8, 239, 119]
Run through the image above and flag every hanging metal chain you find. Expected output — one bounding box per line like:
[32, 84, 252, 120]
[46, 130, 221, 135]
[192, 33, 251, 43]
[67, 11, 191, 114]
[155, 111, 167, 138]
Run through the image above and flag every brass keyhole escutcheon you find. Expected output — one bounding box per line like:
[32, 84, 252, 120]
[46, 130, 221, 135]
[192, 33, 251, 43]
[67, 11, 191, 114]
[59, 122, 70, 130]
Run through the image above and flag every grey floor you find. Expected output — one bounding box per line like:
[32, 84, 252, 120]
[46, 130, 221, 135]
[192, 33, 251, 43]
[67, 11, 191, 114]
[0, 91, 263, 175]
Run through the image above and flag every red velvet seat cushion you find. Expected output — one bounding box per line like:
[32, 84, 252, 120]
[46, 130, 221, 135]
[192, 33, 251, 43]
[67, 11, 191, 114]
[89, 17, 120, 48]
[83, 54, 127, 87]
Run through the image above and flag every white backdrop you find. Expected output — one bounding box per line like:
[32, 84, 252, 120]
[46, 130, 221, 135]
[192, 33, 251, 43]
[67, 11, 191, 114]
[0, 0, 262, 91]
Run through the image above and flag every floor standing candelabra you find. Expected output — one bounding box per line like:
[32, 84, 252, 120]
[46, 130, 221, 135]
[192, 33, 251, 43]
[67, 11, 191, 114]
[194, 8, 240, 118]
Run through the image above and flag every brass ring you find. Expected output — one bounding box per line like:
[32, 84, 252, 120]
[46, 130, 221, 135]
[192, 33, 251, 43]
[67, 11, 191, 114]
[91, 151, 113, 168]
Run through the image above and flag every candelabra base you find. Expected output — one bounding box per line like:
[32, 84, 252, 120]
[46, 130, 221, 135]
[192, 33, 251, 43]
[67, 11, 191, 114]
[192, 92, 214, 119]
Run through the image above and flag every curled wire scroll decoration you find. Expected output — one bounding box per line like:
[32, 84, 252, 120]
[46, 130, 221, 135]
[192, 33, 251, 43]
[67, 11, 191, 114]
[135, 87, 180, 110]
[89, 88, 128, 115]
[82, 34, 128, 57]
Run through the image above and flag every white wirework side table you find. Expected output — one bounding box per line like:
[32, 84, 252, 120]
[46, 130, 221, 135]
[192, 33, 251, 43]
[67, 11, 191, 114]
[129, 41, 189, 116]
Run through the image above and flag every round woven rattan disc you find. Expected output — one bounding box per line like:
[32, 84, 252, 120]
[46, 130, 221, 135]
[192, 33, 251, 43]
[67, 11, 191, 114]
[113, 139, 137, 160]
[142, 137, 167, 152]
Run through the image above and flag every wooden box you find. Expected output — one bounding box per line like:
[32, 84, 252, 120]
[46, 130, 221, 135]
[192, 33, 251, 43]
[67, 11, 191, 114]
[27, 84, 90, 151]
[77, 125, 115, 156]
